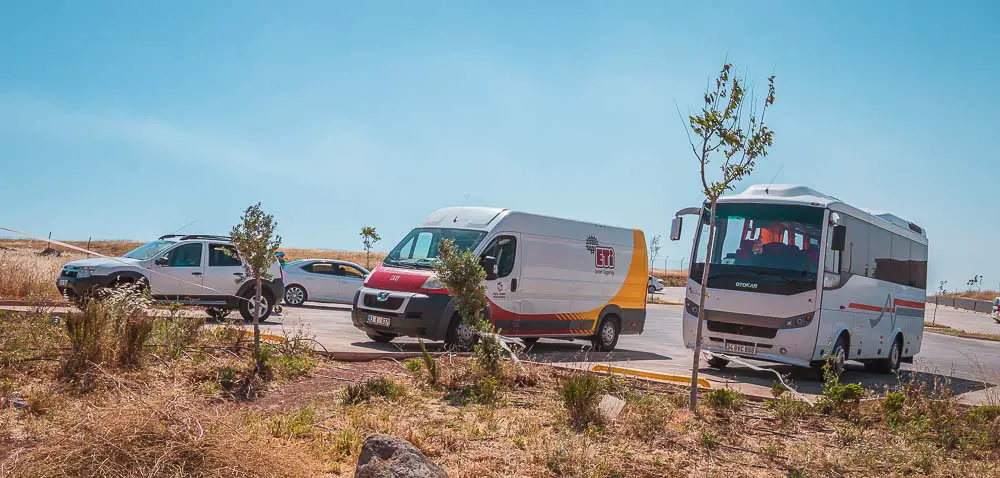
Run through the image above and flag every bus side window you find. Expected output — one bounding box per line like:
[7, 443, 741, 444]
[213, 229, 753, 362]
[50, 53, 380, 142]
[869, 228, 891, 281]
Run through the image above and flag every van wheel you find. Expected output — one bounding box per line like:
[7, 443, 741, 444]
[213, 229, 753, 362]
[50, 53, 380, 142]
[239, 292, 273, 322]
[366, 331, 396, 343]
[707, 356, 729, 369]
[868, 337, 902, 374]
[445, 316, 477, 351]
[591, 315, 620, 352]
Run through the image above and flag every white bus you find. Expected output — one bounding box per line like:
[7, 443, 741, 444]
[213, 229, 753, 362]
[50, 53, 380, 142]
[671, 185, 928, 378]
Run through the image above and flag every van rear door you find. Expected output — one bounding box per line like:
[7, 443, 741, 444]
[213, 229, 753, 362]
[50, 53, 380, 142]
[481, 233, 522, 334]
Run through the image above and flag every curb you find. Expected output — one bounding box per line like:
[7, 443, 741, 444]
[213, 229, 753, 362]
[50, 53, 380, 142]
[315, 350, 473, 362]
[0, 299, 69, 307]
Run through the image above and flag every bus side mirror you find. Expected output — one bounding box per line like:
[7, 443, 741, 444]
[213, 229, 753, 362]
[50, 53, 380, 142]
[831, 225, 847, 251]
[670, 217, 683, 241]
[481, 256, 498, 280]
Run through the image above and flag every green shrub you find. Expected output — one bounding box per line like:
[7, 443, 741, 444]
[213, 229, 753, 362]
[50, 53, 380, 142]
[766, 394, 811, 426]
[817, 361, 864, 417]
[884, 391, 905, 414]
[705, 388, 745, 410]
[342, 377, 404, 405]
[273, 352, 315, 380]
[151, 316, 204, 359]
[419, 339, 439, 385]
[405, 358, 423, 373]
[560, 373, 604, 428]
[474, 333, 505, 378]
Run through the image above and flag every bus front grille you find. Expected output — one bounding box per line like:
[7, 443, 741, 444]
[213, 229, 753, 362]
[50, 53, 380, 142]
[706, 320, 778, 339]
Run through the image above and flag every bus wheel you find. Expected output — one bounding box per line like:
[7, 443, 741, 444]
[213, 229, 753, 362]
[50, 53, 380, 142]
[592, 315, 620, 352]
[869, 337, 902, 374]
[707, 355, 729, 369]
[815, 336, 848, 380]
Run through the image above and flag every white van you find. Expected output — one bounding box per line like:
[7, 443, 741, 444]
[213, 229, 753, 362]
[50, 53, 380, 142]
[351, 207, 649, 351]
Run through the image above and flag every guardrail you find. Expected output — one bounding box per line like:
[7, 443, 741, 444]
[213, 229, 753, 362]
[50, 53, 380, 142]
[928, 296, 995, 314]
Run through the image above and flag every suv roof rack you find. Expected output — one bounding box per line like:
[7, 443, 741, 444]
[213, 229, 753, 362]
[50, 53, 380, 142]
[158, 234, 185, 240]
[179, 234, 231, 241]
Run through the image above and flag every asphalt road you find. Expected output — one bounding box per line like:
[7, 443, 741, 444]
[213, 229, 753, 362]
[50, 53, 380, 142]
[264, 301, 1000, 397]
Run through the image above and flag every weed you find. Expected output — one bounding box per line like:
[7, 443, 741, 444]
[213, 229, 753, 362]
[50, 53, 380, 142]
[474, 333, 505, 378]
[700, 430, 719, 451]
[560, 373, 604, 428]
[626, 394, 674, 440]
[405, 358, 423, 373]
[766, 394, 811, 427]
[705, 387, 745, 410]
[265, 406, 316, 439]
[151, 315, 204, 359]
[273, 352, 315, 380]
[817, 361, 864, 417]
[330, 427, 364, 457]
[342, 377, 404, 405]
[419, 339, 439, 385]
[771, 379, 789, 398]
[884, 391, 905, 414]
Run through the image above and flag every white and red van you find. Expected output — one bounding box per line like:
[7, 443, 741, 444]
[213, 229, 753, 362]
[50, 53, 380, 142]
[351, 207, 649, 351]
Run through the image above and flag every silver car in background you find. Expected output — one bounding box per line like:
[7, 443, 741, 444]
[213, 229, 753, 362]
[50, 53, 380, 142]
[282, 259, 369, 306]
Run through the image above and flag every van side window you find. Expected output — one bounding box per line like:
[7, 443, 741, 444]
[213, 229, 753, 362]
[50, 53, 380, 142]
[482, 236, 517, 278]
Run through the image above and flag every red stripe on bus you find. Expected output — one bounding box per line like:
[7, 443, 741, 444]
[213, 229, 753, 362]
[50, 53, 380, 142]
[893, 299, 925, 309]
[848, 303, 885, 312]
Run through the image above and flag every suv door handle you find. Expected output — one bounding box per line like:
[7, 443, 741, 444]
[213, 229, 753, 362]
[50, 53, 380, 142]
[191, 272, 202, 276]
[511, 278, 518, 292]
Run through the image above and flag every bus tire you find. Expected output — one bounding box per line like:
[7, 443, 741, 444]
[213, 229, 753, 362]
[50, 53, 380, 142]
[707, 356, 729, 369]
[592, 315, 620, 352]
[816, 335, 848, 381]
[869, 336, 902, 374]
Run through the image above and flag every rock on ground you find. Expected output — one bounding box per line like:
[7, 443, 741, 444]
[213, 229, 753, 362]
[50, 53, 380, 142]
[355, 434, 448, 478]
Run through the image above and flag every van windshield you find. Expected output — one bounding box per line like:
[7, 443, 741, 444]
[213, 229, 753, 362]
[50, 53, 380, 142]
[123, 240, 175, 260]
[384, 228, 487, 269]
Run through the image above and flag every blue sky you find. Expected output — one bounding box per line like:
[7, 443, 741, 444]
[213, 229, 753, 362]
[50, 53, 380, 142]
[1, 1, 997, 290]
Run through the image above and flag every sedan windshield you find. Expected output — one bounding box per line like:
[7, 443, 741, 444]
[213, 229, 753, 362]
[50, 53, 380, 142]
[123, 240, 175, 260]
[384, 228, 487, 269]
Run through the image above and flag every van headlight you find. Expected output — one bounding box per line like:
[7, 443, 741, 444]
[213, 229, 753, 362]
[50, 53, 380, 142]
[77, 266, 97, 278]
[421, 276, 446, 290]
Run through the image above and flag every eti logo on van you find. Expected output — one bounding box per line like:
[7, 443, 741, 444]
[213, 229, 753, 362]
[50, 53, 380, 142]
[586, 235, 615, 271]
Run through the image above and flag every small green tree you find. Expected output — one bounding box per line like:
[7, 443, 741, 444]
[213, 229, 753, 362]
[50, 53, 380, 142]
[648, 235, 662, 275]
[681, 62, 776, 411]
[360, 226, 381, 270]
[229, 202, 282, 373]
[433, 239, 504, 376]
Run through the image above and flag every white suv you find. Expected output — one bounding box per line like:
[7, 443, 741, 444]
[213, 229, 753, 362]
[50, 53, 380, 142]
[56, 235, 284, 321]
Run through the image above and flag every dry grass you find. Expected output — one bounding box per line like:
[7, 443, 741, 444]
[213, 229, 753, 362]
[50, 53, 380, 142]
[942, 290, 999, 301]
[278, 247, 386, 269]
[650, 269, 687, 287]
[0, 302, 998, 477]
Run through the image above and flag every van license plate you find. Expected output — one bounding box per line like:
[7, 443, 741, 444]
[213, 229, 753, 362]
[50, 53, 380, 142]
[57, 279, 68, 287]
[724, 343, 756, 355]
[366, 315, 391, 327]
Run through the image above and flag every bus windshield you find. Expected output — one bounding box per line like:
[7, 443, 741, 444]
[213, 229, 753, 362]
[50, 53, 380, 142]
[691, 203, 825, 291]
[384, 228, 487, 269]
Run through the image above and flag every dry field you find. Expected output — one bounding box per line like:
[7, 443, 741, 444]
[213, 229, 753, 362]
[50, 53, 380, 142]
[942, 290, 1000, 301]
[1, 300, 998, 477]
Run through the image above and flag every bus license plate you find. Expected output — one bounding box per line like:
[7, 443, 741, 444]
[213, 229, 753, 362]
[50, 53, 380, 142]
[366, 315, 391, 327]
[57, 279, 68, 287]
[725, 343, 756, 355]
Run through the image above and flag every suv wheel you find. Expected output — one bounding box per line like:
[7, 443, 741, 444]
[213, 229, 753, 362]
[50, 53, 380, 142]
[239, 293, 273, 322]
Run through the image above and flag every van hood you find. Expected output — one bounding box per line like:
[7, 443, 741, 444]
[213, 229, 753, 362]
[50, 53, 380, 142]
[63, 257, 141, 268]
[364, 265, 445, 294]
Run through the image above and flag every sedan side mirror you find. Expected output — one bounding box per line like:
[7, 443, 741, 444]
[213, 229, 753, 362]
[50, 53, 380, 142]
[670, 216, 683, 241]
[481, 256, 498, 280]
[154, 256, 168, 266]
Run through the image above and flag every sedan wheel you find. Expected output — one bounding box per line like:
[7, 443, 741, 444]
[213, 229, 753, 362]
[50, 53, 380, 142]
[284, 285, 307, 306]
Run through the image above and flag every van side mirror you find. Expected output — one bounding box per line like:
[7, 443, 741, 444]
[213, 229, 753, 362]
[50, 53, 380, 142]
[154, 256, 168, 266]
[670, 216, 683, 241]
[831, 225, 847, 251]
[481, 256, 498, 280]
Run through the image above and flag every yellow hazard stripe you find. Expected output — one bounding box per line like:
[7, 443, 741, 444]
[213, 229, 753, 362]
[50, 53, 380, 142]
[592, 364, 711, 389]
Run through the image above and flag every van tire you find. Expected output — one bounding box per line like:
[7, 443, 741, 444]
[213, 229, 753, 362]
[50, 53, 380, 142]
[592, 315, 620, 352]
[445, 315, 477, 352]
[366, 331, 396, 343]
[868, 336, 902, 374]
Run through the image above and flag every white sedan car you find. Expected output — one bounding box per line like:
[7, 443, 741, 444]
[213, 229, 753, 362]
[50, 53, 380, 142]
[282, 259, 370, 306]
[648, 275, 665, 294]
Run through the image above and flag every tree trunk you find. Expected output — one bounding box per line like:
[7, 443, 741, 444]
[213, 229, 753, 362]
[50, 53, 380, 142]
[689, 198, 718, 411]
[254, 276, 262, 373]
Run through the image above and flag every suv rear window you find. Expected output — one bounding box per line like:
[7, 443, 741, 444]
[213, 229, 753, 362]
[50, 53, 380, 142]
[209, 244, 242, 267]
